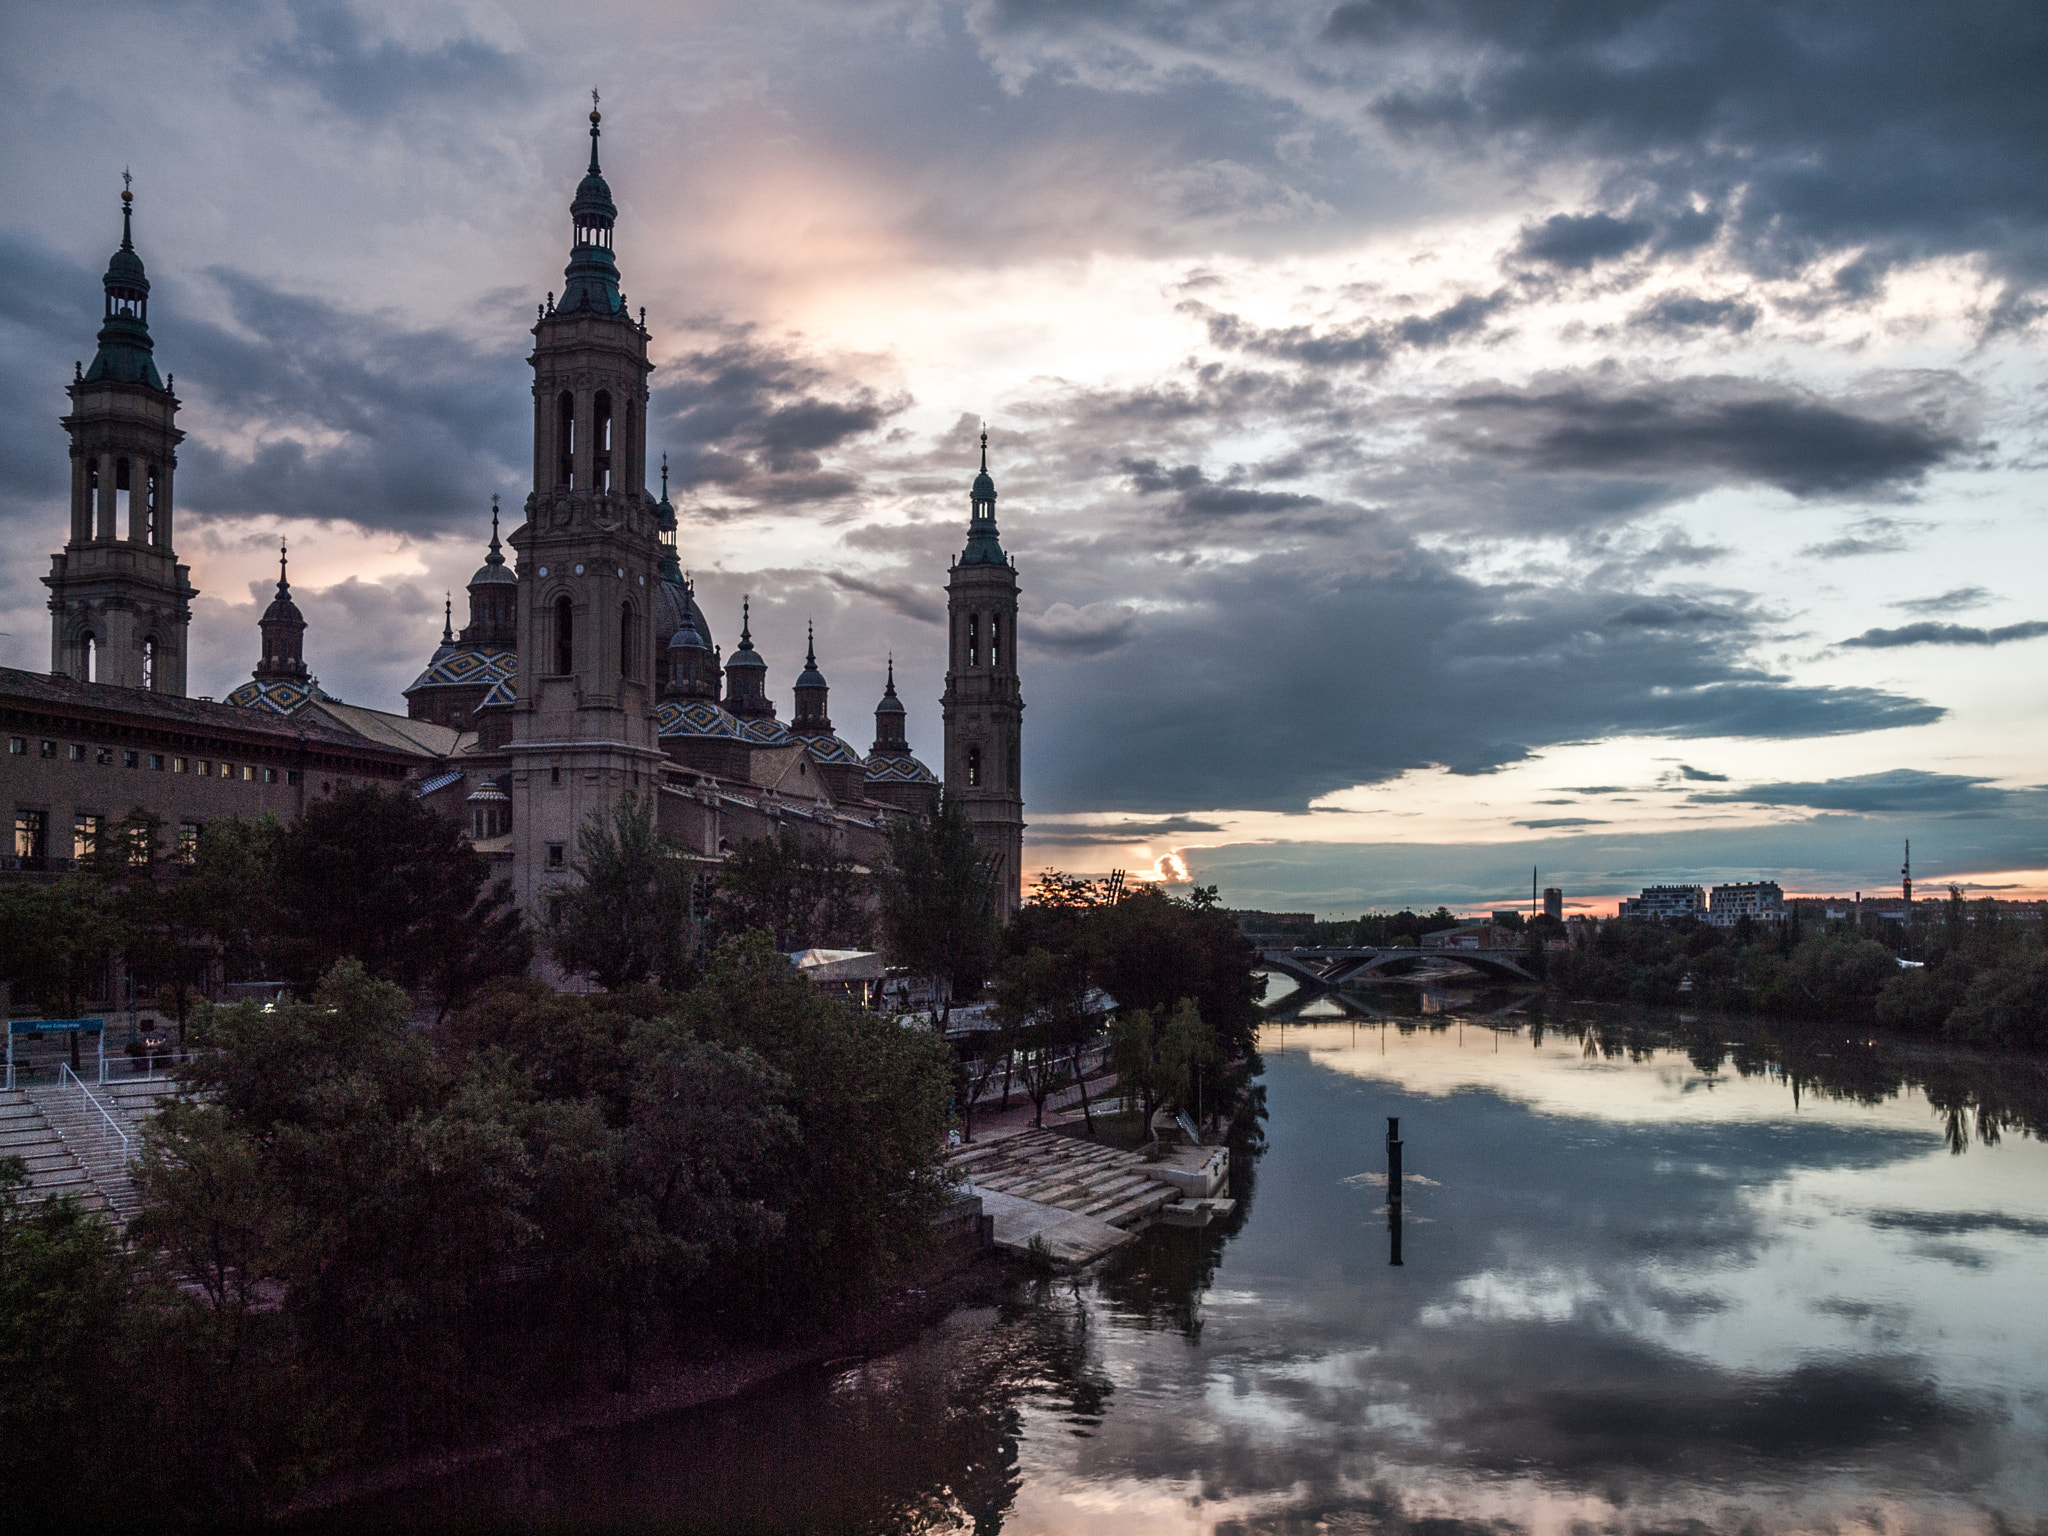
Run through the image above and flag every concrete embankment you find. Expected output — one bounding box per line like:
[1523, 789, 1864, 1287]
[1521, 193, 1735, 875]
[949, 1129, 1232, 1265]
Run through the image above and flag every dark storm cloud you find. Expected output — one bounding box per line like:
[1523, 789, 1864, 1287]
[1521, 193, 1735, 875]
[1439, 376, 1968, 500]
[1676, 765, 1729, 782]
[1515, 817, 1606, 829]
[1691, 769, 2021, 817]
[1330, 0, 2048, 306]
[1120, 457, 1326, 520]
[1025, 543, 1943, 812]
[1022, 601, 1141, 655]
[1842, 619, 2048, 649]
[1188, 289, 1510, 370]
[652, 330, 908, 510]
[1630, 292, 1761, 336]
[1891, 586, 1990, 616]
[820, 572, 945, 627]
[1801, 518, 1918, 559]
[1029, 814, 1227, 847]
[1511, 210, 1653, 271]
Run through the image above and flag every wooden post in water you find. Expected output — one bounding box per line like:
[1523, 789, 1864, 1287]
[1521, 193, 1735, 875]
[1387, 1115, 1404, 1266]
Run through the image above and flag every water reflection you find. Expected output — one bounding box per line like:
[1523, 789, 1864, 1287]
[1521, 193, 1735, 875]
[345, 1001, 2048, 1534]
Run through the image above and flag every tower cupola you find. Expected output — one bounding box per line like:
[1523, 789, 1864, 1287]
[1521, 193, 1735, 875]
[961, 427, 1005, 566]
[723, 596, 774, 718]
[558, 93, 625, 317]
[460, 496, 517, 647]
[792, 623, 831, 732]
[872, 656, 909, 754]
[253, 540, 309, 683]
[85, 176, 163, 390]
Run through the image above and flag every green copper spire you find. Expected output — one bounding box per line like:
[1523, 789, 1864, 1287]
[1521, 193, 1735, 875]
[84, 173, 164, 390]
[557, 92, 625, 317]
[961, 426, 1006, 565]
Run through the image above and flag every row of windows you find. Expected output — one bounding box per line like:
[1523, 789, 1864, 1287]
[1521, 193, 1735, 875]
[11, 808, 205, 868]
[65, 634, 161, 687]
[84, 455, 165, 544]
[548, 597, 643, 679]
[7, 736, 298, 783]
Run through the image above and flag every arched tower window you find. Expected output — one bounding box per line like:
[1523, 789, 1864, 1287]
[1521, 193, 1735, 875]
[81, 633, 96, 683]
[619, 601, 636, 679]
[141, 636, 156, 691]
[967, 745, 982, 788]
[991, 614, 1002, 670]
[554, 596, 574, 676]
[144, 465, 160, 544]
[115, 458, 131, 531]
[557, 392, 576, 488]
[594, 392, 613, 494]
[967, 614, 980, 668]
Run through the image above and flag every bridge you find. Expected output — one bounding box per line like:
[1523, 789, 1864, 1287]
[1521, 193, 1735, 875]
[1258, 944, 1540, 991]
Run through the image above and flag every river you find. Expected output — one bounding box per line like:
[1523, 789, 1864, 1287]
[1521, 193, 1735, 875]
[336, 984, 2048, 1532]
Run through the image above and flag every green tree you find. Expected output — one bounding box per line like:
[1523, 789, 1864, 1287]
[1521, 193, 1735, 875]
[271, 785, 529, 1016]
[1108, 1007, 1162, 1143]
[545, 795, 699, 991]
[712, 825, 871, 952]
[881, 789, 999, 1021]
[1092, 885, 1264, 1058]
[1157, 997, 1221, 1121]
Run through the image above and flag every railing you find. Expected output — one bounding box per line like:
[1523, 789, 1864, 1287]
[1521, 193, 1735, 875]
[98, 1050, 193, 1085]
[57, 1063, 133, 1164]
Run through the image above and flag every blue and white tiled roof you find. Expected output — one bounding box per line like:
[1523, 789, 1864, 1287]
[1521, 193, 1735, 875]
[866, 752, 938, 785]
[405, 645, 515, 693]
[657, 698, 743, 739]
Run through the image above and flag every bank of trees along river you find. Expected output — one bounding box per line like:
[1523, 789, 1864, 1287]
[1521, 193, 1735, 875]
[0, 788, 1266, 1529]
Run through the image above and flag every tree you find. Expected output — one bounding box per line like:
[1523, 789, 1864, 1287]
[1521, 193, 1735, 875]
[1156, 997, 1220, 1121]
[271, 785, 529, 1014]
[545, 795, 698, 991]
[882, 790, 999, 1022]
[1092, 885, 1264, 1059]
[711, 826, 871, 952]
[1108, 1007, 1162, 1143]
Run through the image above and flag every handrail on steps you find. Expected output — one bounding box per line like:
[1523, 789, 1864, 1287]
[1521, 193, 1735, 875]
[56, 1063, 132, 1164]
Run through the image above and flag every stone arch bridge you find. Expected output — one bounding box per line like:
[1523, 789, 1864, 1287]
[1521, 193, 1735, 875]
[1258, 944, 1540, 992]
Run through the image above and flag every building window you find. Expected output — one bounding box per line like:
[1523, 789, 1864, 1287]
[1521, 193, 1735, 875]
[594, 391, 613, 493]
[241, 764, 255, 781]
[546, 842, 566, 869]
[7, 738, 23, 755]
[172, 757, 188, 773]
[68, 743, 86, 762]
[81, 633, 96, 683]
[176, 821, 200, 864]
[145, 464, 160, 543]
[197, 760, 212, 777]
[123, 750, 138, 768]
[286, 770, 303, 785]
[40, 740, 57, 759]
[14, 809, 48, 867]
[555, 596, 574, 675]
[219, 761, 233, 779]
[966, 745, 981, 788]
[620, 602, 636, 679]
[141, 636, 156, 691]
[263, 767, 278, 784]
[149, 754, 165, 771]
[551, 766, 561, 786]
[967, 613, 979, 668]
[95, 746, 112, 766]
[115, 457, 131, 530]
[73, 814, 101, 863]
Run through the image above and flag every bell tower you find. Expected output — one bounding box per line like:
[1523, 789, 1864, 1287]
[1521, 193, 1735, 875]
[44, 178, 196, 693]
[942, 431, 1025, 920]
[505, 98, 666, 924]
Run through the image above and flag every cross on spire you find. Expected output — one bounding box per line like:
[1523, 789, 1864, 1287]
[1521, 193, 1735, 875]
[277, 538, 289, 593]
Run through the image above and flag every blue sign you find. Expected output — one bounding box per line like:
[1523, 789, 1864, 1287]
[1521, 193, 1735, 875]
[7, 1018, 104, 1035]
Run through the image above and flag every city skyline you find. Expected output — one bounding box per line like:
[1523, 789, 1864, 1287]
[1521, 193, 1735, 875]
[4, 1, 2045, 915]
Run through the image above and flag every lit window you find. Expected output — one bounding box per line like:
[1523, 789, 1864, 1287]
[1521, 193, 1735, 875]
[241, 764, 255, 781]
[172, 757, 188, 774]
[96, 747, 112, 766]
[149, 754, 165, 771]
[74, 814, 101, 863]
[175, 822, 200, 864]
[40, 740, 57, 759]
[14, 809, 49, 864]
[68, 744, 86, 762]
[123, 750, 138, 768]
[197, 760, 211, 776]
[966, 745, 981, 788]
[219, 762, 233, 779]
[263, 767, 278, 784]
[7, 738, 23, 755]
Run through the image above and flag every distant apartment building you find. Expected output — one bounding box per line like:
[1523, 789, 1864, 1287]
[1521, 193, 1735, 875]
[1708, 881, 1785, 927]
[1423, 919, 1516, 951]
[1543, 887, 1563, 922]
[1618, 885, 1705, 921]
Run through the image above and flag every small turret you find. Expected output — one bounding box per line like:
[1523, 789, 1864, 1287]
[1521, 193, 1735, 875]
[872, 656, 908, 754]
[84, 176, 163, 390]
[792, 622, 831, 733]
[723, 596, 774, 719]
[460, 496, 517, 647]
[253, 540, 309, 683]
[557, 92, 625, 318]
[960, 426, 1005, 566]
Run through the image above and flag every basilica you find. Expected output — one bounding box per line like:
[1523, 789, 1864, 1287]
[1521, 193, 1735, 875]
[3, 109, 1026, 929]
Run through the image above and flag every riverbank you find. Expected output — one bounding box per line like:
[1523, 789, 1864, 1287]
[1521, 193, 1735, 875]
[283, 1250, 1014, 1525]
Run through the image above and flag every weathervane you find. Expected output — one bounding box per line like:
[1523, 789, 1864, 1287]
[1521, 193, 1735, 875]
[122, 167, 132, 196]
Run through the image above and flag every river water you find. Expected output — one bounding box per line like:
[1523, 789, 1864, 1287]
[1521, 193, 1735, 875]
[349, 988, 2048, 1533]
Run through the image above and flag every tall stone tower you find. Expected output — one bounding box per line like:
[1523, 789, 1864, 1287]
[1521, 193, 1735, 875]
[44, 181, 196, 693]
[942, 432, 1025, 920]
[505, 102, 666, 923]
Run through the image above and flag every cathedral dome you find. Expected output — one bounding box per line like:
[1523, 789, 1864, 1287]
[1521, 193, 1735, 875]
[261, 589, 304, 626]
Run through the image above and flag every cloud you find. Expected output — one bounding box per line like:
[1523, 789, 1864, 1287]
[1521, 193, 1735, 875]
[1023, 601, 1141, 655]
[1440, 376, 1968, 500]
[1801, 518, 1919, 559]
[1630, 293, 1761, 335]
[1120, 458, 1327, 521]
[1890, 586, 1990, 616]
[1515, 817, 1608, 829]
[1191, 289, 1512, 370]
[1690, 769, 2020, 816]
[252, 0, 527, 120]
[1841, 620, 2048, 649]
[822, 572, 945, 627]
[1512, 211, 1654, 271]
[1677, 765, 1730, 782]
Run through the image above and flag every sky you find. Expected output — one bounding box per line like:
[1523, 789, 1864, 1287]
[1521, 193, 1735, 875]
[3, 0, 2046, 916]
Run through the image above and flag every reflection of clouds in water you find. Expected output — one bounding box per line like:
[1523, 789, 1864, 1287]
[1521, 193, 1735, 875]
[1012, 1022, 2048, 1534]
